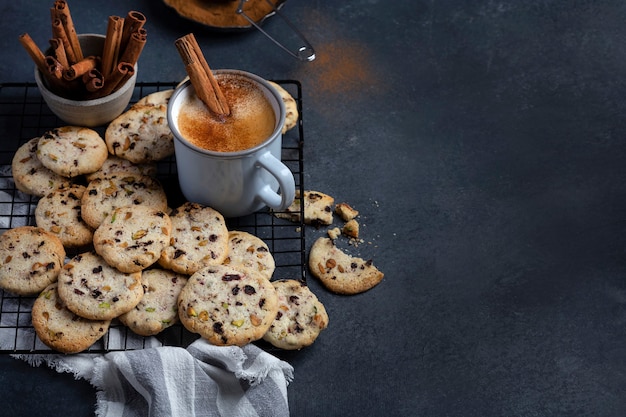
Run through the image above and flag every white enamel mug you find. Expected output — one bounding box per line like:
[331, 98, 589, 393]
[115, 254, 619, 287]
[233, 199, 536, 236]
[167, 70, 295, 218]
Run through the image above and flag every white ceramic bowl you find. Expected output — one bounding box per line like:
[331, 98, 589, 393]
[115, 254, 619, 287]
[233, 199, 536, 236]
[34, 33, 137, 127]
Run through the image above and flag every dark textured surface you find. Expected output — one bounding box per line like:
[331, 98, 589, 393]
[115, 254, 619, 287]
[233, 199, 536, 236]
[2, 0, 626, 416]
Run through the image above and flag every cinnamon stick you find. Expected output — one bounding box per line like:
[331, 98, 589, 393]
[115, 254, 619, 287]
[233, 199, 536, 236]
[175, 33, 230, 117]
[118, 30, 146, 68]
[63, 56, 99, 81]
[18, 33, 48, 75]
[120, 11, 146, 54]
[102, 15, 124, 78]
[51, 16, 77, 64]
[82, 68, 104, 93]
[53, 0, 82, 62]
[92, 61, 134, 98]
[49, 38, 69, 69]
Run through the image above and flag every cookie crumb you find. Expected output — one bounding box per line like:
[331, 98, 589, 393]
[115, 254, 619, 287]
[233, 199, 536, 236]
[342, 219, 359, 239]
[335, 202, 359, 221]
[327, 227, 341, 240]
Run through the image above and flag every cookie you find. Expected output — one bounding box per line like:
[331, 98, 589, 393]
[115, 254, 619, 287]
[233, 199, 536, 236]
[268, 81, 298, 134]
[85, 155, 157, 183]
[11, 138, 73, 197]
[158, 202, 229, 275]
[275, 190, 334, 226]
[308, 237, 384, 295]
[177, 264, 279, 346]
[133, 89, 174, 108]
[118, 268, 188, 336]
[222, 231, 275, 281]
[31, 282, 111, 353]
[0, 226, 66, 295]
[36, 126, 108, 178]
[335, 202, 359, 221]
[262, 279, 329, 350]
[80, 173, 168, 229]
[105, 104, 174, 163]
[342, 219, 359, 239]
[35, 185, 94, 249]
[93, 205, 172, 273]
[57, 251, 143, 321]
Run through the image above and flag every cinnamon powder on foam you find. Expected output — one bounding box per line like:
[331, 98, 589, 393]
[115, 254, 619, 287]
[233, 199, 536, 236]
[178, 74, 276, 153]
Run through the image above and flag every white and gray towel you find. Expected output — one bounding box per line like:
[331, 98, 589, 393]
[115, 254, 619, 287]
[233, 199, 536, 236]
[13, 335, 293, 417]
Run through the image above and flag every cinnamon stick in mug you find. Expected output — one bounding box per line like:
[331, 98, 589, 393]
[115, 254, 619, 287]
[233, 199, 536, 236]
[120, 11, 146, 54]
[175, 33, 230, 117]
[51, 16, 77, 64]
[118, 30, 146, 68]
[82, 68, 104, 92]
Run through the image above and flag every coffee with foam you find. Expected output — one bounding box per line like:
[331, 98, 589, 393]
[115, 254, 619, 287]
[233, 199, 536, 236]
[177, 73, 276, 153]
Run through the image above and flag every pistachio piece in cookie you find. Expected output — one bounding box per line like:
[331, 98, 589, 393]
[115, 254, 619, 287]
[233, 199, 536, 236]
[308, 237, 383, 295]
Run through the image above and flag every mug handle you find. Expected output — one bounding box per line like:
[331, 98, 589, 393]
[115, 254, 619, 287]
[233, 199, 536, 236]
[255, 151, 296, 210]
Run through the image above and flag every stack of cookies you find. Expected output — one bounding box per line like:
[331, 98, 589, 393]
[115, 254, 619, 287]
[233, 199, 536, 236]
[2, 89, 327, 353]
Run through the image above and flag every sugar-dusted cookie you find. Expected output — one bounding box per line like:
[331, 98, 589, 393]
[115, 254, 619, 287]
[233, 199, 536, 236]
[32, 282, 111, 353]
[11, 138, 73, 197]
[133, 89, 174, 108]
[0, 226, 66, 295]
[275, 190, 334, 226]
[158, 202, 229, 275]
[222, 231, 275, 281]
[118, 268, 188, 336]
[85, 155, 157, 183]
[36, 126, 108, 178]
[268, 81, 298, 134]
[80, 173, 168, 229]
[57, 251, 143, 320]
[93, 205, 171, 273]
[308, 237, 383, 295]
[105, 104, 174, 164]
[35, 185, 94, 249]
[178, 264, 279, 346]
[262, 279, 329, 350]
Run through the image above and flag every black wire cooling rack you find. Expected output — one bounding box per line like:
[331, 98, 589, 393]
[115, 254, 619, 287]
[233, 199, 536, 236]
[0, 80, 305, 353]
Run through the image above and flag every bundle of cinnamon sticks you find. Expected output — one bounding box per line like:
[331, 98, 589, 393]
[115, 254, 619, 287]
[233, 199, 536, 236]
[19, 1, 147, 100]
[175, 33, 230, 118]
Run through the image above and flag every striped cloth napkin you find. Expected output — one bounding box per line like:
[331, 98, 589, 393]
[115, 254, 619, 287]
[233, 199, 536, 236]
[12, 334, 294, 417]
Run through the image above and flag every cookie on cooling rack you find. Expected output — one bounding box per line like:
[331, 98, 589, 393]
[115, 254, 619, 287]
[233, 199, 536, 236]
[93, 205, 172, 273]
[308, 237, 383, 295]
[11, 137, 73, 197]
[105, 103, 174, 164]
[177, 264, 279, 346]
[85, 155, 157, 183]
[158, 202, 229, 275]
[222, 230, 275, 281]
[0, 226, 66, 296]
[32, 282, 111, 354]
[57, 251, 143, 321]
[36, 126, 108, 178]
[275, 190, 334, 226]
[118, 268, 188, 336]
[35, 184, 94, 249]
[80, 173, 168, 229]
[262, 279, 329, 350]
[268, 81, 298, 134]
